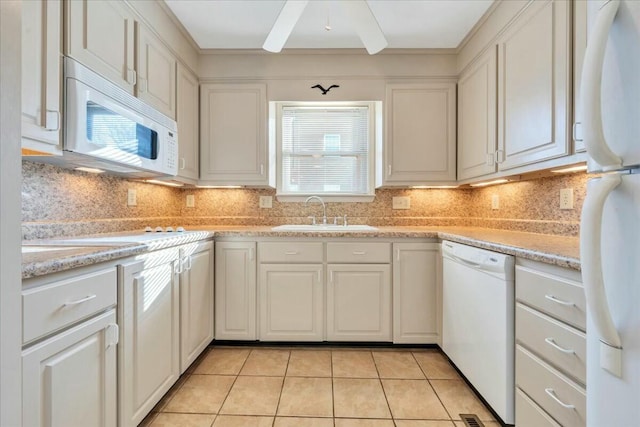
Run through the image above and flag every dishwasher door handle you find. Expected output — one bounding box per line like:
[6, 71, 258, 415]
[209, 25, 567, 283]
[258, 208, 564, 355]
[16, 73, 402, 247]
[445, 253, 482, 268]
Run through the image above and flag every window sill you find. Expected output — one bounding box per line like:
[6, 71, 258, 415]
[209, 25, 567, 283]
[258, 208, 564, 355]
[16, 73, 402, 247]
[276, 194, 375, 203]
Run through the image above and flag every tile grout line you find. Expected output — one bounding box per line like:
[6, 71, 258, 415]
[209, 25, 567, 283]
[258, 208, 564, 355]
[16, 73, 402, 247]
[412, 350, 457, 422]
[370, 350, 395, 421]
[213, 348, 252, 419]
[271, 349, 292, 424]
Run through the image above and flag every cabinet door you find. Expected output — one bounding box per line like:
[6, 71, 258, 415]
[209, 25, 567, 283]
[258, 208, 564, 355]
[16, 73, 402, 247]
[572, 0, 587, 153]
[327, 264, 391, 341]
[392, 243, 439, 344]
[457, 47, 498, 180]
[259, 264, 324, 341]
[119, 254, 180, 427]
[176, 63, 200, 181]
[215, 242, 257, 340]
[383, 83, 456, 185]
[497, 0, 570, 170]
[200, 84, 268, 185]
[136, 23, 177, 119]
[22, 310, 117, 427]
[180, 241, 214, 373]
[21, 0, 62, 155]
[65, 0, 136, 93]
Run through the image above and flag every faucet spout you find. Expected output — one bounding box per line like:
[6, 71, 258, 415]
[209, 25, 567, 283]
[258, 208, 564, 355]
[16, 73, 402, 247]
[305, 196, 327, 225]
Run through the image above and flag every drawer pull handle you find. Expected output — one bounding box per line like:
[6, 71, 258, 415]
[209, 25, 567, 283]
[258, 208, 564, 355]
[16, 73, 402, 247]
[63, 294, 97, 307]
[545, 337, 575, 354]
[544, 294, 575, 306]
[353, 251, 366, 255]
[545, 388, 576, 409]
[285, 251, 299, 255]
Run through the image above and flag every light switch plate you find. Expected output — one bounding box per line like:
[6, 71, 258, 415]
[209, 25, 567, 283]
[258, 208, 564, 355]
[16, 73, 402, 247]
[186, 194, 195, 208]
[259, 196, 273, 208]
[392, 196, 411, 210]
[491, 194, 500, 210]
[127, 189, 137, 206]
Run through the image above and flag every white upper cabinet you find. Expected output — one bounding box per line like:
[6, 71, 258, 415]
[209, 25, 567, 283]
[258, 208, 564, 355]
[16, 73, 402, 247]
[382, 83, 457, 186]
[200, 83, 269, 186]
[496, 0, 571, 170]
[457, 46, 498, 180]
[21, 0, 62, 155]
[573, 0, 587, 153]
[65, 0, 136, 93]
[136, 23, 177, 119]
[176, 64, 200, 182]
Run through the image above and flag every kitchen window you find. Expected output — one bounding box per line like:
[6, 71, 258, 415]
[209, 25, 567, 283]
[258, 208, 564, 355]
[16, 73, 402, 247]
[275, 102, 377, 201]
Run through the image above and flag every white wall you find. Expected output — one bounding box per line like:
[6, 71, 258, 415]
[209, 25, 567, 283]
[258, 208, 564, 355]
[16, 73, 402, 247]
[0, 1, 23, 425]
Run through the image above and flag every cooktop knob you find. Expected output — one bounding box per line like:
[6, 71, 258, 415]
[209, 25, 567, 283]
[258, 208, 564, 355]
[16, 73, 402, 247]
[144, 226, 153, 233]
[176, 226, 185, 232]
[166, 226, 174, 232]
[155, 226, 164, 232]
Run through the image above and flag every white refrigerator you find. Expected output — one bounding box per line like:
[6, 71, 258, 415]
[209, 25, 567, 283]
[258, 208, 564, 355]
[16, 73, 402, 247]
[579, 1, 640, 426]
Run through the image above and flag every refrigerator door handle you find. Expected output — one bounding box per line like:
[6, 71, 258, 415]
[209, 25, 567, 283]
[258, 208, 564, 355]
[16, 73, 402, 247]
[580, 174, 624, 377]
[580, 0, 623, 171]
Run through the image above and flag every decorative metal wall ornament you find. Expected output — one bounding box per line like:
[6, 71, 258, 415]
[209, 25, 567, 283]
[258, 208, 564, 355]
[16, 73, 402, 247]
[311, 84, 340, 95]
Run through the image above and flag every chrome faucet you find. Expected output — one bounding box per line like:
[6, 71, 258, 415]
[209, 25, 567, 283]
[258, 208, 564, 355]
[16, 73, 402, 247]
[305, 196, 327, 225]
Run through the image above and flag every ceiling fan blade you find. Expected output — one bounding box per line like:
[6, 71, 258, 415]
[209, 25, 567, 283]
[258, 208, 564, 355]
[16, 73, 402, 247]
[263, 0, 310, 53]
[340, 0, 388, 54]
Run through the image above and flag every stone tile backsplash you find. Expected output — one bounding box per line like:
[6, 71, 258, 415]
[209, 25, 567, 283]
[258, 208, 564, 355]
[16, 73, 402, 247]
[22, 161, 588, 240]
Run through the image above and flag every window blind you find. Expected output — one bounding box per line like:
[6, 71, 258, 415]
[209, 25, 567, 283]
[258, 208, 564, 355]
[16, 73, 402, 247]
[280, 106, 371, 195]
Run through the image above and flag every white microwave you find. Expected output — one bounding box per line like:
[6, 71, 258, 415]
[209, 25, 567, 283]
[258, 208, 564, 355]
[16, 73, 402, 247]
[62, 57, 178, 178]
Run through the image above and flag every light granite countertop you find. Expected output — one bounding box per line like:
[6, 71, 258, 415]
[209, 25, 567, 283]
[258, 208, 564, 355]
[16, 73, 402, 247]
[22, 226, 580, 279]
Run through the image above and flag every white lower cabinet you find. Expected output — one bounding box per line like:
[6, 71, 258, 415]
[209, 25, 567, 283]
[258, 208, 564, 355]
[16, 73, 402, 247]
[327, 264, 392, 341]
[215, 241, 257, 340]
[179, 241, 214, 373]
[21, 264, 119, 427]
[259, 264, 324, 341]
[392, 243, 439, 344]
[119, 248, 181, 427]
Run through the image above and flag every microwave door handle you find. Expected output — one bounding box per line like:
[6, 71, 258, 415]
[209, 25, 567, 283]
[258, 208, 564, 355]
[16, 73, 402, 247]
[580, 174, 623, 375]
[580, 0, 622, 170]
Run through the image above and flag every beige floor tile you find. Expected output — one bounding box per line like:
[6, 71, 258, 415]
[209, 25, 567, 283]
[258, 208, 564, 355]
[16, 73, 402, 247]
[332, 378, 391, 419]
[275, 417, 335, 427]
[334, 419, 394, 427]
[149, 413, 215, 427]
[382, 379, 449, 420]
[163, 375, 236, 414]
[332, 351, 378, 378]
[287, 350, 332, 377]
[430, 380, 495, 421]
[412, 351, 460, 380]
[194, 348, 251, 375]
[240, 349, 290, 376]
[396, 421, 456, 427]
[372, 352, 425, 379]
[151, 373, 190, 412]
[277, 377, 333, 417]
[219, 376, 284, 416]
[186, 348, 213, 374]
[212, 415, 274, 427]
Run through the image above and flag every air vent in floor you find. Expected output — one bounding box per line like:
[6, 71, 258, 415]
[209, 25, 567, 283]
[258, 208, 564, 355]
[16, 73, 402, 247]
[460, 414, 484, 427]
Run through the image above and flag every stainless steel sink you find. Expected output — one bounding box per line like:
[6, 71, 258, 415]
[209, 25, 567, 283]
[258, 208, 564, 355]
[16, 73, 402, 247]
[271, 224, 378, 232]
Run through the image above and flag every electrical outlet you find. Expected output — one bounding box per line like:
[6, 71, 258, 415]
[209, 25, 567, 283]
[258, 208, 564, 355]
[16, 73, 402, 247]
[560, 188, 574, 210]
[491, 194, 500, 210]
[392, 196, 411, 210]
[127, 189, 137, 206]
[259, 196, 273, 208]
[186, 194, 195, 208]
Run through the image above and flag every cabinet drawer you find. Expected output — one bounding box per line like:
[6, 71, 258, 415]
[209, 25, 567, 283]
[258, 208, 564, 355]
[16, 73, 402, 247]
[516, 303, 586, 384]
[258, 242, 323, 263]
[516, 265, 586, 331]
[516, 345, 586, 427]
[327, 242, 391, 263]
[23, 267, 117, 344]
[516, 387, 561, 427]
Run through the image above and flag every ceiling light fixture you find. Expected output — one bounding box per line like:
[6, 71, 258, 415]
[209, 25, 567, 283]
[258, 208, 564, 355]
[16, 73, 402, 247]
[550, 164, 588, 173]
[263, 0, 387, 55]
[469, 179, 510, 187]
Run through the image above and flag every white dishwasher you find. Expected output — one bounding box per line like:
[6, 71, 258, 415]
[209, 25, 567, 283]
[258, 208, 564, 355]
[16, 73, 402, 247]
[441, 240, 515, 425]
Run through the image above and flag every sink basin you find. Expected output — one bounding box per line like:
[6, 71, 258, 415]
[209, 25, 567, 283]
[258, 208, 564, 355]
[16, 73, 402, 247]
[22, 246, 84, 253]
[271, 224, 378, 232]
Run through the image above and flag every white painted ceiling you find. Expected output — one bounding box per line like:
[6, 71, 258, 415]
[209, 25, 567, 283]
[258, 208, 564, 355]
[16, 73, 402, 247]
[164, 0, 495, 50]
